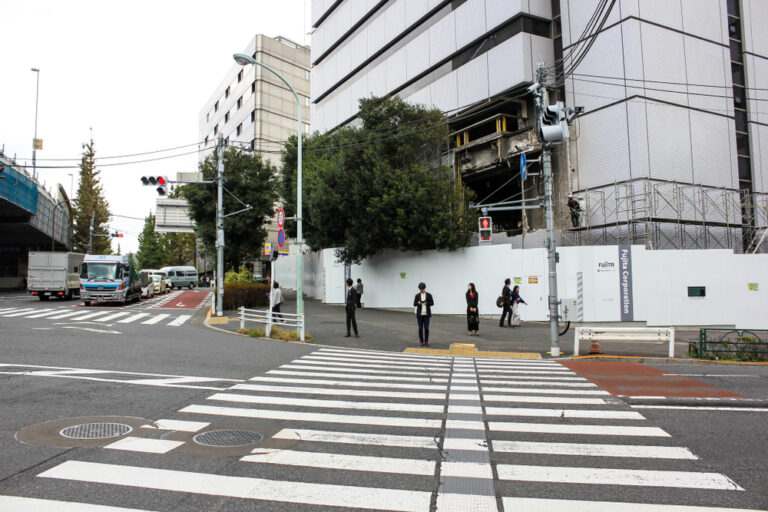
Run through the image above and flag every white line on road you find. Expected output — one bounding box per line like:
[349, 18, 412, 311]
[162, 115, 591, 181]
[46, 310, 93, 320]
[232, 383, 446, 400]
[0, 495, 151, 511]
[249, 376, 447, 390]
[480, 386, 608, 395]
[280, 363, 450, 376]
[631, 405, 768, 412]
[152, 419, 210, 432]
[22, 309, 69, 319]
[480, 379, 597, 387]
[180, 404, 443, 428]
[267, 370, 449, 383]
[480, 376, 589, 382]
[317, 347, 451, 362]
[1, 308, 36, 317]
[502, 497, 762, 512]
[141, 314, 169, 325]
[206, 393, 445, 413]
[488, 422, 670, 437]
[483, 407, 645, 420]
[118, 313, 151, 323]
[477, 369, 579, 375]
[67, 311, 113, 321]
[496, 464, 743, 490]
[662, 374, 759, 378]
[492, 440, 698, 459]
[38, 460, 432, 512]
[241, 449, 436, 475]
[300, 355, 451, 368]
[95, 311, 131, 322]
[167, 315, 192, 326]
[104, 436, 185, 454]
[271, 428, 438, 449]
[483, 395, 606, 405]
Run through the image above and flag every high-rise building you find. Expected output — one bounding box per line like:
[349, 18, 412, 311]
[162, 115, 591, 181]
[309, 0, 767, 253]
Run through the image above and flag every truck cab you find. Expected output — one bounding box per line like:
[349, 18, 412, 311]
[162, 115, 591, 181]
[80, 255, 142, 306]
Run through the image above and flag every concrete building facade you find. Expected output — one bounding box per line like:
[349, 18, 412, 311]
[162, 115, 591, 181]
[309, 0, 768, 253]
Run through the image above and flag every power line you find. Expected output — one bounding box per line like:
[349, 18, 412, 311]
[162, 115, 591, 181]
[28, 141, 208, 162]
[573, 72, 768, 92]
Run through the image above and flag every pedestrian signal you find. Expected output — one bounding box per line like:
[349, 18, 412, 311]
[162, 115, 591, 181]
[479, 216, 492, 244]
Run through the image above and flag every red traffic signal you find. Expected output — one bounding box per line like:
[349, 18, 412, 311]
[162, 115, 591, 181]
[481, 217, 490, 229]
[157, 176, 166, 185]
[478, 216, 492, 244]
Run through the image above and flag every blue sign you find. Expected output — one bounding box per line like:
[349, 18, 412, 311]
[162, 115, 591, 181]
[520, 153, 527, 181]
[277, 229, 285, 248]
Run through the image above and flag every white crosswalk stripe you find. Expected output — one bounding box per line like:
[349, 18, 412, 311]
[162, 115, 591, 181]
[0, 307, 195, 328]
[141, 313, 169, 325]
[23, 349, 755, 511]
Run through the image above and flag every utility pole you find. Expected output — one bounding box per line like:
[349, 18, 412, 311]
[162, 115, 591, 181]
[215, 133, 225, 317]
[87, 212, 94, 254]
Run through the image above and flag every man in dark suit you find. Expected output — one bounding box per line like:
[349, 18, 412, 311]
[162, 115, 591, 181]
[345, 278, 359, 337]
[499, 278, 513, 327]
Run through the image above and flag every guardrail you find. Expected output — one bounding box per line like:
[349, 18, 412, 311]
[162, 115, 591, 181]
[574, 326, 676, 357]
[238, 306, 305, 342]
[693, 328, 768, 361]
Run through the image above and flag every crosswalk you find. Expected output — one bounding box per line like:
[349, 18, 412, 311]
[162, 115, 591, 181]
[10, 347, 763, 511]
[0, 306, 192, 327]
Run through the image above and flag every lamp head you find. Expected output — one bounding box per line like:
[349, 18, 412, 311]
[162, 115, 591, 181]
[233, 53, 254, 66]
[31, 67, 39, 72]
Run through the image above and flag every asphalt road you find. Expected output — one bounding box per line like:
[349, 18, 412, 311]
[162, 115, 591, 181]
[0, 290, 766, 511]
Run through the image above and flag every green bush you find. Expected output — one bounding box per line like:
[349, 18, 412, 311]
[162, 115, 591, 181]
[246, 326, 313, 342]
[224, 265, 253, 285]
[223, 282, 269, 309]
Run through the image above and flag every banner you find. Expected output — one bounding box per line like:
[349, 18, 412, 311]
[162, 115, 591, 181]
[619, 245, 634, 321]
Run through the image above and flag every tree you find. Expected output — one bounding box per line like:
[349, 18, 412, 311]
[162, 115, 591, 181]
[280, 95, 477, 263]
[179, 148, 278, 271]
[136, 212, 164, 269]
[72, 139, 111, 254]
[160, 232, 196, 266]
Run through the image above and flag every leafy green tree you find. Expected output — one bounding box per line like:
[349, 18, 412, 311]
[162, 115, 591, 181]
[72, 139, 111, 254]
[136, 212, 164, 269]
[160, 232, 196, 266]
[179, 148, 277, 270]
[280, 95, 476, 263]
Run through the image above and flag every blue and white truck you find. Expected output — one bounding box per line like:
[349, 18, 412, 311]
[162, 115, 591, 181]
[79, 254, 142, 306]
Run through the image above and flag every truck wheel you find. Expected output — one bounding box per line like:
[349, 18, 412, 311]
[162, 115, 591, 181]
[39, 295, 49, 301]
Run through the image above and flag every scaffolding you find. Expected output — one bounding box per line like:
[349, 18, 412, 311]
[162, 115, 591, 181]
[559, 178, 768, 253]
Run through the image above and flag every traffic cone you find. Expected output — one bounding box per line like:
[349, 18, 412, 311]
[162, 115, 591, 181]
[587, 339, 603, 354]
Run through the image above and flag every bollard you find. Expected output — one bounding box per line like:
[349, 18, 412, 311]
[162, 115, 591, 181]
[239, 306, 244, 331]
[587, 338, 604, 354]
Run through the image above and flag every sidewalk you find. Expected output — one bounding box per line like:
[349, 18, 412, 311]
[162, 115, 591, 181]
[211, 290, 699, 359]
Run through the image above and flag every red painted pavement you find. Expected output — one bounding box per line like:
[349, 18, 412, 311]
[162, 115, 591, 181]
[155, 290, 209, 310]
[561, 361, 744, 398]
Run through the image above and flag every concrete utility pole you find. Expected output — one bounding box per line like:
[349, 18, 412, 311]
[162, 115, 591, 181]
[87, 212, 94, 254]
[31, 68, 40, 181]
[216, 133, 225, 317]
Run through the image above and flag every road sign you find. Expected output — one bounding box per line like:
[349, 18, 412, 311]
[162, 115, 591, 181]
[277, 229, 285, 248]
[520, 152, 527, 180]
[277, 208, 285, 228]
[264, 242, 272, 256]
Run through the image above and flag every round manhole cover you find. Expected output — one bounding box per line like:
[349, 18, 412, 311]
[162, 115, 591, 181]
[193, 429, 263, 447]
[60, 422, 133, 440]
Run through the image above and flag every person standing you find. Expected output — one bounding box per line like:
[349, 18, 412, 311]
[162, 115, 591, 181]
[567, 195, 581, 227]
[510, 285, 527, 327]
[271, 281, 283, 322]
[413, 282, 434, 346]
[499, 278, 513, 327]
[345, 278, 359, 337]
[355, 278, 364, 308]
[466, 283, 479, 336]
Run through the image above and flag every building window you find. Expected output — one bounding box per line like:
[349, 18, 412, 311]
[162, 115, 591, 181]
[237, 96, 243, 109]
[214, 101, 219, 112]
[304, 96, 310, 106]
[252, 82, 256, 94]
[251, 111, 256, 122]
[225, 136, 230, 146]
[236, 123, 242, 136]
[305, 70, 310, 80]
[204, 136, 208, 145]
[214, 125, 218, 135]
[238, 70, 243, 83]
[225, 86, 230, 99]
[225, 112, 230, 123]
[206, 113, 209, 123]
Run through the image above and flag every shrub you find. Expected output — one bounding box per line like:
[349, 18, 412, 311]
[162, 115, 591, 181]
[245, 327, 313, 342]
[223, 282, 270, 309]
[224, 265, 253, 285]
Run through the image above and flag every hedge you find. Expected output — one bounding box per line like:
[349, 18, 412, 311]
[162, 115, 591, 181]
[223, 282, 270, 309]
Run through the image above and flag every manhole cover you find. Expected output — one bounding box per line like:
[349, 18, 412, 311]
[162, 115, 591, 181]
[60, 422, 133, 440]
[193, 429, 263, 447]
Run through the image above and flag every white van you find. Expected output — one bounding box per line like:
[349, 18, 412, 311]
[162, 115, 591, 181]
[161, 266, 198, 289]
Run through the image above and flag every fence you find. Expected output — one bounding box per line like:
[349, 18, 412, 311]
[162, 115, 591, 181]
[574, 327, 676, 357]
[692, 328, 768, 361]
[238, 306, 305, 341]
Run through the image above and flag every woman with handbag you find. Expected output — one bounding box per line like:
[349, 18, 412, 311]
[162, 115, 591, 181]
[466, 283, 479, 336]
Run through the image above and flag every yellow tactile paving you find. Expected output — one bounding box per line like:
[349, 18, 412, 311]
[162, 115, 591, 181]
[405, 343, 541, 359]
[208, 316, 229, 325]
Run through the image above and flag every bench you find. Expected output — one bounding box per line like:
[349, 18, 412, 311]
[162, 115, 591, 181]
[573, 326, 676, 358]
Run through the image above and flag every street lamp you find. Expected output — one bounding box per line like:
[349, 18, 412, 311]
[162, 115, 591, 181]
[31, 67, 40, 180]
[233, 52, 304, 335]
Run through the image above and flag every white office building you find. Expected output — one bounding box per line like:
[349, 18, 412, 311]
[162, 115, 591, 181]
[309, 0, 768, 253]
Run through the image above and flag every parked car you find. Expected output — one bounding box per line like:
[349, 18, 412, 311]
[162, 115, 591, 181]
[141, 269, 170, 294]
[151, 274, 167, 294]
[161, 266, 198, 289]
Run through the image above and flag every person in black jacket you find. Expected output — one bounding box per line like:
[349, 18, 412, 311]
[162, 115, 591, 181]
[413, 282, 434, 346]
[344, 278, 359, 337]
[466, 282, 479, 336]
[499, 278, 513, 327]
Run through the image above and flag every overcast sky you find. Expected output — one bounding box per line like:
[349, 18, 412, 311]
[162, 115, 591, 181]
[0, 0, 309, 254]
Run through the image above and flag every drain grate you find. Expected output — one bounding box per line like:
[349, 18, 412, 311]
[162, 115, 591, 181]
[193, 429, 263, 447]
[60, 422, 133, 440]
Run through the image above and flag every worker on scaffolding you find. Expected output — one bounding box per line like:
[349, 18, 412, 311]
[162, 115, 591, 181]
[567, 195, 581, 227]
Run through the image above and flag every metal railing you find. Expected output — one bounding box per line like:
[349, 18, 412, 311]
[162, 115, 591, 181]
[574, 326, 676, 357]
[693, 328, 768, 361]
[238, 306, 305, 341]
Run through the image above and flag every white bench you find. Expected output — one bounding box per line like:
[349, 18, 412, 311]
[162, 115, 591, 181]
[574, 327, 676, 358]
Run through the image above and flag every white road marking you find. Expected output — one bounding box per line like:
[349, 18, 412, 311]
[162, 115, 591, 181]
[118, 313, 151, 323]
[46, 310, 94, 320]
[301, 355, 451, 368]
[241, 448, 436, 475]
[280, 363, 450, 376]
[61, 326, 122, 334]
[317, 347, 451, 362]
[442, 437, 490, 451]
[104, 436, 185, 454]
[38, 460, 432, 512]
[95, 311, 131, 322]
[483, 408, 645, 420]
[496, 464, 743, 490]
[480, 379, 597, 387]
[180, 404, 443, 428]
[21, 309, 69, 319]
[167, 315, 192, 326]
[1, 308, 38, 317]
[663, 374, 759, 378]
[492, 440, 698, 459]
[436, 493, 499, 512]
[206, 393, 445, 413]
[483, 395, 606, 405]
[232, 383, 446, 400]
[481, 386, 608, 395]
[440, 461, 494, 479]
[502, 497, 763, 512]
[152, 419, 209, 432]
[476, 369, 578, 375]
[249, 376, 446, 390]
[67, 311, 113, 321]
[272, 428, 438, 449]
[488, 422, 670, 437]
[477, 364, 570, 371]
[0, 495, 151, 511]
[481, 376, 589, 382]
[632, 405, 768, 412]
[267, 370, 449, 383]
[141, 314, 170, 325]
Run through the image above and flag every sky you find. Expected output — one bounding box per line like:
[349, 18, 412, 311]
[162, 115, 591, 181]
[0, 0, 310, 254]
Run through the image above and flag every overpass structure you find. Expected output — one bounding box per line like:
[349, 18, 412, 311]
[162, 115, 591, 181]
[0, 154, 72, 289]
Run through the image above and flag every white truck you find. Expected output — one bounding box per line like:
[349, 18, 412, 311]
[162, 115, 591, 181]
[80, 254, 142, 306]
[27, 251, 85, 301]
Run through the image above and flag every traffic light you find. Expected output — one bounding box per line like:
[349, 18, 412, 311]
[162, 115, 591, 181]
[540, 101, 569, 142]
[478, 216, 492, 244]
[140, 176, 169, 196]
[110, 232, 124, 238]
